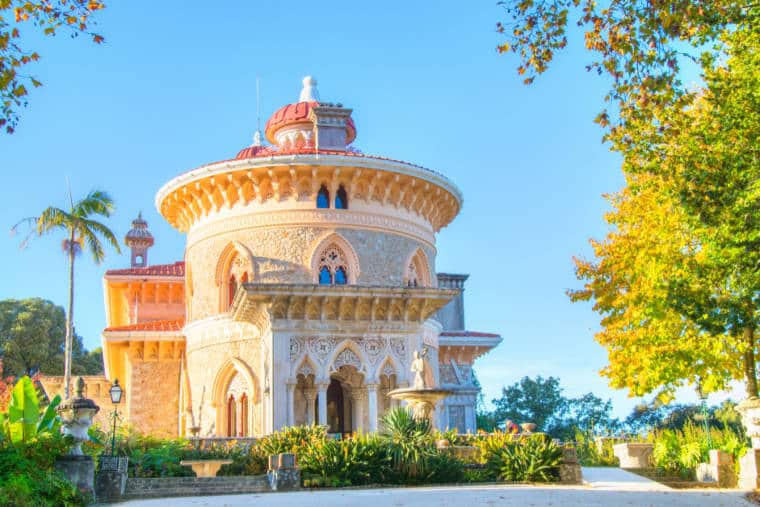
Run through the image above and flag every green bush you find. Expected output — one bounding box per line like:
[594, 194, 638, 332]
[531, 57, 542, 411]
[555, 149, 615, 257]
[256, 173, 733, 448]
[479, 433, 562, 482]
[300, 433, 391, 485]
[0, 435, 87, 507]
[650, 421, 748, 477]
[573, 430, 620, 467]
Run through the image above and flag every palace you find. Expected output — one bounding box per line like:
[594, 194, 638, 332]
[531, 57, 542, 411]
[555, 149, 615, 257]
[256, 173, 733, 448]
[42, 77, 502, 437]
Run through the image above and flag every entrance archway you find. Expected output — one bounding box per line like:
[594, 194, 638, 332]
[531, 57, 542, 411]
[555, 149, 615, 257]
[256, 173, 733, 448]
[326, 378, 345, 434]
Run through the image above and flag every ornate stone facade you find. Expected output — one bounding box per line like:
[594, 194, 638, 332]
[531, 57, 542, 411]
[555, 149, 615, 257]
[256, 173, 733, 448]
[79, 77, 503, 437]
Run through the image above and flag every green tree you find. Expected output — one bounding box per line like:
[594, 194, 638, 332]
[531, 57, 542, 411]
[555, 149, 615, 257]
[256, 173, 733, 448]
[13, 190, 119, 398]
[563, 392, 619, 436]
[0, 298, 64, 376]
[1, 0, 106, 133]
[492, 376, 567, 433]
[568, 28, 759, 400]
[499, 0, 759, 401]
[0, 298, 104, 377]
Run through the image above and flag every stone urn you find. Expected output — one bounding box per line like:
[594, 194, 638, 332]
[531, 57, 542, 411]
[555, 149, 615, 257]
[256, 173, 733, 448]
[520, 422, 537, 434]
[738, 398, 760, 449]
[55, 377, 100, 496]
[58, 377, 100, 455]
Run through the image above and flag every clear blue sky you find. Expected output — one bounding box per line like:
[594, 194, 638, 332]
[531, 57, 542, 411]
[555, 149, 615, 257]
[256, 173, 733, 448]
[0, 1, 712, 418]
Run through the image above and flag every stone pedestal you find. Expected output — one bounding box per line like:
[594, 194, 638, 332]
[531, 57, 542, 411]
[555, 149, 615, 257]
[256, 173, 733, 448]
[612, 443, 653, 469]
[559, 447, 583, 484]
[739, 449, 760, 490]
[738, 398, 760, 450]
[55, 455, 95, 496]
[267, 453, 300, 491]
[95, 456, 129, 502]
[696, 450, 736, 488]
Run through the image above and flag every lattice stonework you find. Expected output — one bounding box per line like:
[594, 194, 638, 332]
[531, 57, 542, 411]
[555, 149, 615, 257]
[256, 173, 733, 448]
[319, 244, 348, 283]
[333, 348, 362, 370]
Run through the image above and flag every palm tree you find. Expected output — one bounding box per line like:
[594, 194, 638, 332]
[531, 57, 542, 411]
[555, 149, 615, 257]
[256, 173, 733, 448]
[13, 189, 120, 399]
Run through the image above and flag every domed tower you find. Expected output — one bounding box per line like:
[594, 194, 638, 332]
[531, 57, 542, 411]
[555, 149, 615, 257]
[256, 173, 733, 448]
[125, 212, 154, 268]
[147, 77, 498, 438]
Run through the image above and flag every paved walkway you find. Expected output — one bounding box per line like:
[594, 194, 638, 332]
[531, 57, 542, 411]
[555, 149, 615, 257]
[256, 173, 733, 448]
[115, 468, 754, 507]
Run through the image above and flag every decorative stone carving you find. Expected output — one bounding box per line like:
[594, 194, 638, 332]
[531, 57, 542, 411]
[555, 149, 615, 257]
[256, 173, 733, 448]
[333, 348, 362, 371]
[362, 337, 385, 364]
[309, 337, 337, 364]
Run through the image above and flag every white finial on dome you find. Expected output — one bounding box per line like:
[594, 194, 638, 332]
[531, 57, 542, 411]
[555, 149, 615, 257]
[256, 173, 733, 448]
[299, 76, 319, 102]
[252, 130, 262, 147]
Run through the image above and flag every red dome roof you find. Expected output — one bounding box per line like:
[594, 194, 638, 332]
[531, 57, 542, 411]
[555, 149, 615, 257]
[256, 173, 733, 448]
[264, 101, 356, 145]
[235, 145, 274, 159]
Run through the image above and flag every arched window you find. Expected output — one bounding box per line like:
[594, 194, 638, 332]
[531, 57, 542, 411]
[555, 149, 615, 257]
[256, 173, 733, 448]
[334, 266, 347, 285]
[239, 394, 248, 437]
[318, 245, 349, 285]
[405, 249, 431, 287]
[227, 395, 237, 437]
[319, 266, 332, 285]
[335, 185, 348, 209]
[317, 185, 330, 209]
[406, 262, 419, 287]
[228, 275, 237, 309]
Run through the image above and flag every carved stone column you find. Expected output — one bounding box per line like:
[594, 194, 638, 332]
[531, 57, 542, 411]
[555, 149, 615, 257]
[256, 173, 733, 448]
[286, 382, 296, 427]
[353, 389, 366, 432]
[316, 382, 329, 426]
[304, 388, 316, 425]
[367, 383, 379, 433]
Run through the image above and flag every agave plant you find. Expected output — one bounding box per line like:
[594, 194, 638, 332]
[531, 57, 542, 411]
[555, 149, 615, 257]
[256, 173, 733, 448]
[0, 376, 61, 445]
[380, 408, 434, 481]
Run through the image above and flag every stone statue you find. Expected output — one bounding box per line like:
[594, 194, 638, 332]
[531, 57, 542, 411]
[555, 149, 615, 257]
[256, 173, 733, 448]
[411, 347, 428, 389]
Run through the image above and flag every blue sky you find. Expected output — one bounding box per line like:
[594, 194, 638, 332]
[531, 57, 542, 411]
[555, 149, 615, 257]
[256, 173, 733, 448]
[0, 1, 712, 418]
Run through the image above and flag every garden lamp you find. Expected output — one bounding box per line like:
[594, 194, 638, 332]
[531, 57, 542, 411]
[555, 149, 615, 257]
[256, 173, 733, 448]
[109, 379, 123, 455]
[110, 379, 123, 404]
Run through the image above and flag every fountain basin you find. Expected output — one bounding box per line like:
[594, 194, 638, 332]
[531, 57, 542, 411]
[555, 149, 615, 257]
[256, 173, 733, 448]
[387, 387, 453, 429]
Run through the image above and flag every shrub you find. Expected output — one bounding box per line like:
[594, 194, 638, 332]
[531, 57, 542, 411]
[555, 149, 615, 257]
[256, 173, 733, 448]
[300, 433, 391, 485]
[480, 433, 562, 482]
[572, 430, 620, 467]
[423, 450, 465, 483]
[258, 425, 327, 456]
[380, 408, 435, 482]
[650, 421, 748, 477]
[0, 435, 87, 507]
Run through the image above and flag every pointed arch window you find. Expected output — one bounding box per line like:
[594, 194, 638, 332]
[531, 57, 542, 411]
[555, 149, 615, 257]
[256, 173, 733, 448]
[335, 185, 348, 209]
[239, 394, 248, 437]
[318, 245, 349, 285]
[228, 275, 237, 309]
[317, 185, 330, 209]
[405, 249, 431, 288]
[227, 395, 237, 437]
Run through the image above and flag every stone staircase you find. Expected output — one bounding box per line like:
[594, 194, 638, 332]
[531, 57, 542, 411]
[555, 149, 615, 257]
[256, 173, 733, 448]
[123, 475, 269, 499]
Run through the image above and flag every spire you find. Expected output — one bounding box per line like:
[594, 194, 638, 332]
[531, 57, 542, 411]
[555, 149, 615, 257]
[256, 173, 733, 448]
[253, 77, 263, 146]
[299, 76, 319, 102]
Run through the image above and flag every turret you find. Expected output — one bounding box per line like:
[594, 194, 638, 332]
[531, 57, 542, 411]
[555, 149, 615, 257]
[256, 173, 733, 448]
[125, 212, 154, 268]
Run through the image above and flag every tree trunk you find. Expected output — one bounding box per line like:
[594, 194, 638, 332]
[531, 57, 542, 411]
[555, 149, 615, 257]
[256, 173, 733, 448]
[64, 229, 75, 400]
[744, 326, 758, 399]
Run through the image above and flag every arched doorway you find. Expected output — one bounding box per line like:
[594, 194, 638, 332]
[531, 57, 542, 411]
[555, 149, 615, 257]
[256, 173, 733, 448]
[326, 378, 345, 434]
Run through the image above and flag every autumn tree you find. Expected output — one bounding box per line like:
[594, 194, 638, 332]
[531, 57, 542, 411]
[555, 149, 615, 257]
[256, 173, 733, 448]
[497, 2, 759, 400]
[1, 0, 106, 133]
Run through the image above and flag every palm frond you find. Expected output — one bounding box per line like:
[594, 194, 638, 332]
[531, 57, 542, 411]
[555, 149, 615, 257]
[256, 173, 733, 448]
[78, 227, 106, 264]
[36, 207, 73, 235]
[72, 190, 115, 218]
[79, 217, 121, 257]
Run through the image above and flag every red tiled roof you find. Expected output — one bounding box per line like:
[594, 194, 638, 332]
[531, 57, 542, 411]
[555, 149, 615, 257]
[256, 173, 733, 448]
[264, 101, 356, 145]
[104, 318, 185, 333]
[106, 261, 185, 277]
[440, 331, 501, 338]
